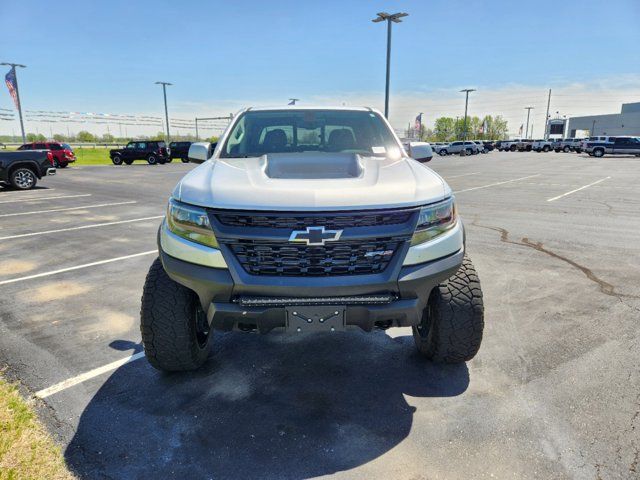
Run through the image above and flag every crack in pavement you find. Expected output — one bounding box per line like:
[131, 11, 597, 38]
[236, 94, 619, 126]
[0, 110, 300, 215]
[472, 222, 640, 308]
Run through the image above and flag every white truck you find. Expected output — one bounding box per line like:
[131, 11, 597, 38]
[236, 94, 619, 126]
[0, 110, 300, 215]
[532, 139, 553, 152]
[140, 106, 484, 372]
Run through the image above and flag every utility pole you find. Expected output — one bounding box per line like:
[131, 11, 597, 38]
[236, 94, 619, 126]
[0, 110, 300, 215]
[1, 62, 27, 143]
[592, 119, 596, 136]
[544, 89, 551, 139]
[524, 106, 534, 139]
[195, 118, 199, 141]
[372, 12, 408, 118]
[155, 81, 172, 143]
[460, 89, 475, 150]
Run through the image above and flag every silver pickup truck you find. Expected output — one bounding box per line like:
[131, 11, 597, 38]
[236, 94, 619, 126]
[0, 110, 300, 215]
[140, 106, 485, 372]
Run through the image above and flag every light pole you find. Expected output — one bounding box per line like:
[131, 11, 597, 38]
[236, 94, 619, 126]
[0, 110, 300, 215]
[155, 81, 172, 143]
[524, 106, 534, 139]
[1, 62, 27, 143]
[460, 89, 475, 149]
[372, 12, 408, 118]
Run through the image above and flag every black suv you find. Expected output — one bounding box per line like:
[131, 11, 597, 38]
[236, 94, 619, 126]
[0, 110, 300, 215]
[169, 141, 192, 163]
[109, 141, 169, 165]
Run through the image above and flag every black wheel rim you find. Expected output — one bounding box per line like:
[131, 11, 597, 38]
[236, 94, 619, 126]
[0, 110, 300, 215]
[194, 304, 210, 348]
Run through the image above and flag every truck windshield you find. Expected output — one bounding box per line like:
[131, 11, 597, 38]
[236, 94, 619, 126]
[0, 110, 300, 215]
[220, 109, 400, 158]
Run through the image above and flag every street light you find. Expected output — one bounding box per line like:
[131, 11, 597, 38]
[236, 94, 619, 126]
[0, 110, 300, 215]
[155, 81, 172, 143]
[460, 89, 475, 149]
[1, 62, 27, 143]
[372, 11, 408, 118]
[524, 106, 534, 139]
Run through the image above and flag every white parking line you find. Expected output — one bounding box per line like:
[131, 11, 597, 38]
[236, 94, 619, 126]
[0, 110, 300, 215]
[0, 194, 91, 205]
[0, 201, 136, 218]
[454, 174, 541, 193]
[35, 352, 146, 399]
[547, 177, 611, 202]
[0, 215, 163, 240]
[0, 250, 157, 286]
[445, 172, 480, 179]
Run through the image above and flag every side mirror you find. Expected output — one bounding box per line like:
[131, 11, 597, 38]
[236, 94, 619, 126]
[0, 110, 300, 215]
[187, 142, 211, 164]
[408, 142, 433, 162]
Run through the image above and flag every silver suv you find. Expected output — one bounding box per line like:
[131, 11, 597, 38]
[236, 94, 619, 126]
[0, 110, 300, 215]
[140, 106, 485, 372]
[438, 141, 478, 155]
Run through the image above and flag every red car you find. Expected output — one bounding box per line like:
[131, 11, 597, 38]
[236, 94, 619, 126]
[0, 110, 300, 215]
[18, 141, 76, 168]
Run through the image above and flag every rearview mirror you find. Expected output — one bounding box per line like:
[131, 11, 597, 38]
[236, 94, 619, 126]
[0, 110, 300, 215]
[408, 142, 433, 163]
[188, 142, 211, 164]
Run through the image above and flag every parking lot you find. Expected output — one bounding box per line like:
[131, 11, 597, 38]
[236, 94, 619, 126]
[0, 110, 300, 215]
[0, 151, 638, 479]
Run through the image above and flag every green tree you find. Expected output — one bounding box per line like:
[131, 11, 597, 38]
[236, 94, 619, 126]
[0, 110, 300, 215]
[77, 131, 95, 142]
[433, 117, 455, 141]
[102, 133, 114, 142]
[53, 133, 67, 142]
[26, 133, 46, 142]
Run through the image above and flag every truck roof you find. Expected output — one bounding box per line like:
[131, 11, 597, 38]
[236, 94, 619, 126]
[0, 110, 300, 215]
[246, 105, 375, 112]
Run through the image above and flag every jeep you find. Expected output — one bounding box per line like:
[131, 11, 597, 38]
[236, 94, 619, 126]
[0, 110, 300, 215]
[110, 140, 168, 165]
[140, 107, 484, 372]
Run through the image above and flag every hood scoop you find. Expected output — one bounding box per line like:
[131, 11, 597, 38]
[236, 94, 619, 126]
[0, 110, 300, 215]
[263, 152, 363, 179]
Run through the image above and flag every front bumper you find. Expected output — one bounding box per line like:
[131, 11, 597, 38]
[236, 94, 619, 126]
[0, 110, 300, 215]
[158, 225, 465, 333]
[46, 168, 56, 176]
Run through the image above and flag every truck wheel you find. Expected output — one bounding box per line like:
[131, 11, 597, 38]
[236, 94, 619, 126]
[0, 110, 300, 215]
[140, 258, 212, 371]
[111, 155, 123, 165]
[439, 149, 448, 156]
[147, 155, 158, 165]
[543, 146, 550, 152]
[10, 167, 37, 190]
[181, 158, 190, 163]
[412, 255, 484, 363]
[510, 145, 516, 151]
[563, 146, 570, 153]
[593, 148, 604, 158]
[166, 157, 173, 163]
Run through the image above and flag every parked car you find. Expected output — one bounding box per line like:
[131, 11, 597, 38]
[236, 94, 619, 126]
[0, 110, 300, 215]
[472, 141, 487, 153]
[140, 106, 484, 372]
[551, 139, 564, 152]
[584, 136, 640, 157]
[495, 140, 506, 151]
[501, 139, 519, 151]
[556, 138, 575, 152]
[0, 150, 56, 189]
[482, 140, 495, 151]
[109, 141, 169, 165]
[436, 143, 451, 155]
[516, 139, 534, 151]
[570, 138, 587, 153]
[169, 141, 192, 163]
[18, 141, 76, 168]
[580, 136, 614, 152]
[532, 139, 553, 152]
[438, 141, 478, 155]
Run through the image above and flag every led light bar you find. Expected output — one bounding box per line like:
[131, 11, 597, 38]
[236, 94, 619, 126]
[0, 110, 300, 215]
[236, 295, 396, 307]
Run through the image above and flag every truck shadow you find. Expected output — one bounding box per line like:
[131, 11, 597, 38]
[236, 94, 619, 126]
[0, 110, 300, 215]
[65, 331, 469, 479]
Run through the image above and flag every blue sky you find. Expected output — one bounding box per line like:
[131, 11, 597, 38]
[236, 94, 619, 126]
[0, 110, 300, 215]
[1, 0, 639, 136]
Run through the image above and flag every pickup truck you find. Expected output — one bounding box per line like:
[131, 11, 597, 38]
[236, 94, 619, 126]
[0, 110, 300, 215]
[109, 140, 169, 165]
[140, 106, 485, 372]
[0, 150, 56, 190]
[532, 139, 553, 152]
[584, 136, 640, 157]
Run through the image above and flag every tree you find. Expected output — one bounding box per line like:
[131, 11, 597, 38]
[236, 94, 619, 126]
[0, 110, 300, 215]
[77, 131, 95, 142]
[53, 133, 67, 142]
[26, 133, 46, 142]
[102, 133, 114, 142]
[433, 117, 456, 141]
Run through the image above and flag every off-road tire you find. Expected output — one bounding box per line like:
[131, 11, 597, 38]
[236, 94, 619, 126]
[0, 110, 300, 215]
[140, 258, 212, 371]
[10, 167, 37, 190]
[147, 155, 158, 165]
[412, 255, 484, 363]
[111, 155, 123, 165]
[181, 157, 190, 163]
[563, 146, 570, 153]
[543, 145, 550, 152]
[439, 149, 448, 156]
[593, 148, 604, 158]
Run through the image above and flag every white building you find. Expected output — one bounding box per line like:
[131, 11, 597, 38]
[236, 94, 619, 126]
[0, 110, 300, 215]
[564, 102, 640, 138]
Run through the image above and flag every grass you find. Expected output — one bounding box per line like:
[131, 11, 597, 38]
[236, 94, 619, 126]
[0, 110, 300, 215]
[0, 376, 74, 480]
[71, 148, 112, 165]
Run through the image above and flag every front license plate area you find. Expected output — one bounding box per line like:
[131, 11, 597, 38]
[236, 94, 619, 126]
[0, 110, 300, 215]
[286, 306, 346, 333]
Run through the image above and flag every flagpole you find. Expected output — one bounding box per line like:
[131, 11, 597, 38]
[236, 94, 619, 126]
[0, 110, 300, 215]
[1, 63, 27, 143]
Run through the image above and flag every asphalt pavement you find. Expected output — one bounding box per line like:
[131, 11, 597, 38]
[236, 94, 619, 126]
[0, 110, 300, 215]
[0, 152, 638, 479]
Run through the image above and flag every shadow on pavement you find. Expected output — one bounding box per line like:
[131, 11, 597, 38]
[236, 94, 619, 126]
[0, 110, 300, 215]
[65, 330, 469, 479]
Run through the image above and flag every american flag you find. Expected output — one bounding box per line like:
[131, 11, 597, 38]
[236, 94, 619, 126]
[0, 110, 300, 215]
[414, 113, 422, 136]
[5, 67, 20, 110]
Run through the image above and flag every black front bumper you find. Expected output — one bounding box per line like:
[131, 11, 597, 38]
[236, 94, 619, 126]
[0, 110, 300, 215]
[159, 246, 464, 333]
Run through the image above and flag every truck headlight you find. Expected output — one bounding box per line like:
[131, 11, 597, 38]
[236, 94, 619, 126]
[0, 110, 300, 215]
[166, 198, 219, 248]
[410, 197, 457, 246]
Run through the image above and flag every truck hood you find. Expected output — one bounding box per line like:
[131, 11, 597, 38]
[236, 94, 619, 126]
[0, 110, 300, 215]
[173, 152, 449, 211]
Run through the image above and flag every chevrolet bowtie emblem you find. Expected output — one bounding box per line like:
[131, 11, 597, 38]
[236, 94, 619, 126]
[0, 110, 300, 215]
[289, 226, 343, 246]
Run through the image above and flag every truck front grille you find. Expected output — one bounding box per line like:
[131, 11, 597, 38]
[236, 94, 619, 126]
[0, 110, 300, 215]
[216, 210, 413, 229]
[223, 237, 404, 276]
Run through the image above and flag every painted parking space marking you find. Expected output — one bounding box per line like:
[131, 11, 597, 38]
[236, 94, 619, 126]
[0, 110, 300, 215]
[547, 177, 611, 202]
[444, 172, 480, 179]
[0, 250, 156, 286]
[0, 193, 91, 205]
[35, 352, 146, 399]
[0, 201, 136, 218]
[0, 215, 163, 240]
[454, 174, 541, 193]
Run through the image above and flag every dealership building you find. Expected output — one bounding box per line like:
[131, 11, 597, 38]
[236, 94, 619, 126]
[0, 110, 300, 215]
[559, 102, 640, 138]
